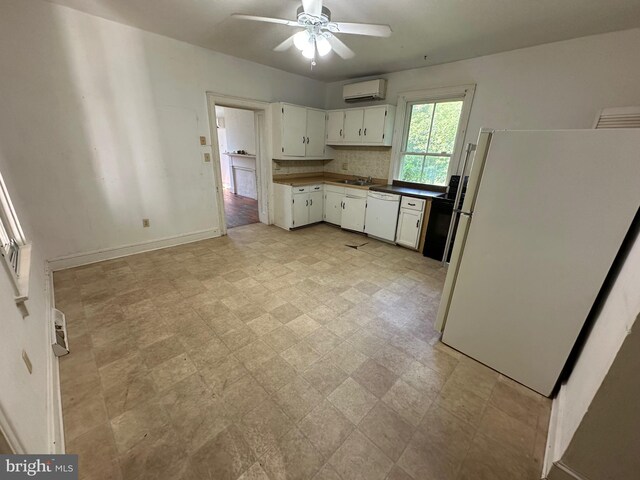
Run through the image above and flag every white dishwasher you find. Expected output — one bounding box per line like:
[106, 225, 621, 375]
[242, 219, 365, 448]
[364, 191, 401, 242]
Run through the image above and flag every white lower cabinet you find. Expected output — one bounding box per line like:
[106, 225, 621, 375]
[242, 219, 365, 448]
[274, 183, 324, 229]
[324, 186, 345, 225]
[395, 196, 426, 249]
[341, 188, 367, 232]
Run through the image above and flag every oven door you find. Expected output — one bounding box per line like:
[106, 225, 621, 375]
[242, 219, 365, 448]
[423, 198, 454, 261]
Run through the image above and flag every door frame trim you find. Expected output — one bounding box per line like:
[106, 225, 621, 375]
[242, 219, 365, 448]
[206, 93, 273, 234]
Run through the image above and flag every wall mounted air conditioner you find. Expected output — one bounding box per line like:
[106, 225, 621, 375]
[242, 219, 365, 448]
[343, 79, 387, 103]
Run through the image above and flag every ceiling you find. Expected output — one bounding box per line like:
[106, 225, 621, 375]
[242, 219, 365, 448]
[44, 0, 640, 82]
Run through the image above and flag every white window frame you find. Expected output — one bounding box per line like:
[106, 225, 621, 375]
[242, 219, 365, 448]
[389, 84, 476, 185]
[0, 170, 31, 304]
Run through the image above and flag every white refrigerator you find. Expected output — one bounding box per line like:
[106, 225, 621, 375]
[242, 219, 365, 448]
[436, 128, 640, 396]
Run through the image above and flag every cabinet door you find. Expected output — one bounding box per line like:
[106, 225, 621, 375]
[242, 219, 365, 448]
[362, 106, 387, 143]
[306, 109, 327, 157]
[324, 191, 343, 225]
[341, 196, 367, 232]
[396, 209, 422, 249]
[281, 104, 307, 157]
[292, 194, 309, 227]
[326, 111, 345, 144]
[343, 109, 364, 143]
[308, 191, 324, 224]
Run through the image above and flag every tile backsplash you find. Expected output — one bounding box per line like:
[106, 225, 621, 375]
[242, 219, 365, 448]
[324, 147, 392, 179]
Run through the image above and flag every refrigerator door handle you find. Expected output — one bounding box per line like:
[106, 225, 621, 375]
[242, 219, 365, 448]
[442, 143, 476, 265]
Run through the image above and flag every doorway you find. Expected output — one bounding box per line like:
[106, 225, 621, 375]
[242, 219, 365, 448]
[207, 94, 272, 234]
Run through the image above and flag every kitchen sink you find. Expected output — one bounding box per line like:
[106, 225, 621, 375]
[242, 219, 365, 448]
[337, 179, 373, 186]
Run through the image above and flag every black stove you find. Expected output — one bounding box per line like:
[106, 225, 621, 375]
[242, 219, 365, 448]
[423, 175, 468, 261]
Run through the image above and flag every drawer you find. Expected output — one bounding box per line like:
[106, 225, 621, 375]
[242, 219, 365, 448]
[325, 184, 346, 194]
[309, 184, 323, 192]
[344, 187, 367, 199]
[292, 186, 309, 194]
[401, 196, 425, 211]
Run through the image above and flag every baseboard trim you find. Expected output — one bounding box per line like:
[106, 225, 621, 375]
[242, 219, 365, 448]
[45, 265, 65, 454]
[48, 229, 221, 271]
[543, 383, 566, 478]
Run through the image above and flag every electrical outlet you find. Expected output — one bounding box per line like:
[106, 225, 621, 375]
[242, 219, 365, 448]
[22, 350, 32, 374]
[199, 136, 207, 146]
[342, 162, 348, 171]
[142, 219, 150, 228]
[203, 153, 211, 163]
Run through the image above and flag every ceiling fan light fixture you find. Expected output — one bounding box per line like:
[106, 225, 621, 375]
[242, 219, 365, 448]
[293, 30, 311, 51]
[301, 41, 316, 59]
[316, 35, 331, 56]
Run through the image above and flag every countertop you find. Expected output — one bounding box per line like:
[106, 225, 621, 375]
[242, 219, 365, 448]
[369, 184, 444, 200]
[272, 174, 386, 191]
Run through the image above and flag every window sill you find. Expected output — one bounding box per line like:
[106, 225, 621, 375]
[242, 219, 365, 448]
[2, 242, 31, 305]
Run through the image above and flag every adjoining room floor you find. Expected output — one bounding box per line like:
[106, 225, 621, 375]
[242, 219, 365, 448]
[54, 223, 550, 480]
[224, 188, 259, 229]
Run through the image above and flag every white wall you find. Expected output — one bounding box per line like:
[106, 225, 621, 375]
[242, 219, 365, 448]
[0, 0, 325, 264]
[546, 227, 640, 477]
[224, 108, 256, 155]
[326, 28, 640, 175]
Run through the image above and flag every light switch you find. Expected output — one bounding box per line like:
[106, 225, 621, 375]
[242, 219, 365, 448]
[204, 153, 211, 163]
[200, 136, 207, 146]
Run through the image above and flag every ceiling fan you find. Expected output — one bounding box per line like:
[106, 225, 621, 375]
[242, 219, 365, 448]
[232, 0, 392, 66]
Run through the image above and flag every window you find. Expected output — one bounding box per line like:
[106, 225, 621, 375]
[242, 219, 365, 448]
[393, 85, 475, 186]
[0, 169, 30, 303]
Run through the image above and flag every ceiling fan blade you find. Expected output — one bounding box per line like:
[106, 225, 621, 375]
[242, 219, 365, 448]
[231, 14, 299, 27]
[274, 34, 297, 52]
[326, 35, 355, 59]
[302, 0, 323, 17]
[329, 22, 392, 37]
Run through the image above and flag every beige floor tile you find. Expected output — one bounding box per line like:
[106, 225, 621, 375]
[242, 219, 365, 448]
[385, 466, 414, 480]
[221, 374, 269, 419]
[150, 353, 197, 392]
[489, 378, 545, 428]
[103, 372, 157, 419]
[382, 379, 432, 427]
[262, 325, 301, 353]
[252, 356, 298, 394]
[271, 302, 304, 323]
[247, 313, 283, 336]
[299, 400, 355, 459]
[238, 463, 271, 480]
[329, 429, 393, 480]
[287, 314, 322, 337]
[328, 378, 378, 425]
[373, 345, 414, 376]
[239, 399, 294, 457]
[261, 427, 324, 480]
[312, 464, 343, 480]
[359, 402, 414, 461]
[477, 405, 537, 454]
[198, 354, 249, 396]
[66, 423, 119, 479]
[141, 335, 187, 369]
[352, 359, 398, 398]
[401, 360, 448, 400]
[281, 342, 321, 372]
[221, 326, 259, 351]
[435, 379, 490, 427]
[191, 424, 256, 480]
[235, 340, 277, 371]
[110, 400, 171, 454]
[324, 317, 360, 339]
[324, 343, 369, 374]
[302, 358, 349, 396]
[304, 328, 343, 356]
[348, 331, 388, 357]
[307, 305, 338, 325]
[274, 377, 324, 422]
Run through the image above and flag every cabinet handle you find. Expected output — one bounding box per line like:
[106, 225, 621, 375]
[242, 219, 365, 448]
[310, 199, 313, 206]
[364, 128, 367, 136]
[339, 129, 343, 137]
[358, 128, 362, 136]
[416, 219, 420, 228]
[303, 136, 306, 144]
[306, 200, 309, 206]
[408, 202, 416, 206]
[306, 137, 310, 144]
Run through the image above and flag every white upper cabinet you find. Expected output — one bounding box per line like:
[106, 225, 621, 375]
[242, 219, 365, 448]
[344, 109, 365, 143]
[326, 111, 345, 144]
[363, 106, 387, 143]
[281, 104, 307, 157]
[272, 103, 328, 159]
[327, 105, 395, 146]
[305, 109, 327, 157]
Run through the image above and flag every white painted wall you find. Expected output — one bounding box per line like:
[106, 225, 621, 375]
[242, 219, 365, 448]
[546, 228, 640, 476]
[325, 28, 640, 176]
[0, 0, 325, 264]
[224, 108, 256, 155]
